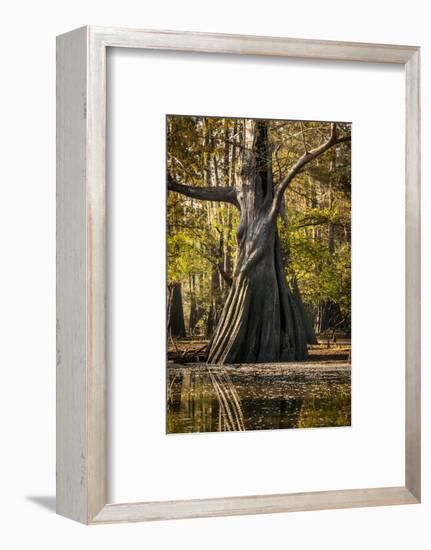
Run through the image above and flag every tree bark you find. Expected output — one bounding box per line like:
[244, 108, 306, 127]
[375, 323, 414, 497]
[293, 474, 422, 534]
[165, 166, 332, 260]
[207, 120, 308, 363]
[291, 276, 318, 345]
[167, 282, 186, 338]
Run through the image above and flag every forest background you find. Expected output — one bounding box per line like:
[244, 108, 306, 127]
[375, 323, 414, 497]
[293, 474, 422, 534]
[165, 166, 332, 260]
[167, 115, 351, 356]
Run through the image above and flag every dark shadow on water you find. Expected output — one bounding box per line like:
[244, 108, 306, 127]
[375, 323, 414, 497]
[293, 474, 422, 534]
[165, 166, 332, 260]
[27, 495, 56, 513]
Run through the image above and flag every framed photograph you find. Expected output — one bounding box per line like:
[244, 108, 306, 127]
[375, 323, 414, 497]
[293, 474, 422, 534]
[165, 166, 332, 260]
[56, 27, 420, 524]
[166, 113, 352, 435]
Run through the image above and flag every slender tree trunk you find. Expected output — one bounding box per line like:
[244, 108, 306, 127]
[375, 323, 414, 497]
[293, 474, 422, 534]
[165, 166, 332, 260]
[206, 265, 222, 337]
[188, 274, 200, 335]
[328, 154, 335, 255]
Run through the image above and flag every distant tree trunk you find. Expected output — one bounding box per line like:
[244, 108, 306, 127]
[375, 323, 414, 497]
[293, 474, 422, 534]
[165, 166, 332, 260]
[206, 266, 222, 338]
[328, 153, 335, 255]
[315, 301, 344, 334]
[189, 299, 198, 335]
[188, 275, 200, 335]
[206, 307, 214, 339]
[224, 207, 233, 283]
[316, 154, 340, 334]
[167, 282, 186, 338]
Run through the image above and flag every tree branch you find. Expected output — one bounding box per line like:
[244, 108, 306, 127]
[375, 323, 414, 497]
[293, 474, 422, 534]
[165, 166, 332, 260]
[270, 124, 350, 219]
[167, 175, 239, 207]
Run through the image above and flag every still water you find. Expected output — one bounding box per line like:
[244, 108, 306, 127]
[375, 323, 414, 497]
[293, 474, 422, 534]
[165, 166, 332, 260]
[167, 363, 351, 434]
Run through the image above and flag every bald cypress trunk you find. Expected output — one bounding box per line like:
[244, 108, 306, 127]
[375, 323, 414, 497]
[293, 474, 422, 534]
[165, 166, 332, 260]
[167, 282, 186, 338]
[207, 121, 308, 364]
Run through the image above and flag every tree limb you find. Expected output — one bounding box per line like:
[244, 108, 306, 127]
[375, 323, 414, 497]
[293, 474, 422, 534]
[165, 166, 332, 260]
[293, 219, 347, 231]
[270, 124, 351, 219]
[167, 175, 239, 207]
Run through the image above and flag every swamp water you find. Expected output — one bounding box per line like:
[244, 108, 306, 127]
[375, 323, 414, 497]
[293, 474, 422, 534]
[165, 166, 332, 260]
[167, 363, 351, 434]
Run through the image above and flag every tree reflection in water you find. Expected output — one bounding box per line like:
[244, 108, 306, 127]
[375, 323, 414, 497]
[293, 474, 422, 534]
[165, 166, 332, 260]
[167, 364, 351, 434]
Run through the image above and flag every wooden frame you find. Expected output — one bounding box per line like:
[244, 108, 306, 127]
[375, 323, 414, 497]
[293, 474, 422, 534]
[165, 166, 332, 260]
[56, 26, 421, 524]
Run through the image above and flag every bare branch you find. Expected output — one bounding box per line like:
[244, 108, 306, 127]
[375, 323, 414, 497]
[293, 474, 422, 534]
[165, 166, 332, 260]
[270, 124, 350, 219]
[167, 175, 239, 207]
[168, 153, 199, 182]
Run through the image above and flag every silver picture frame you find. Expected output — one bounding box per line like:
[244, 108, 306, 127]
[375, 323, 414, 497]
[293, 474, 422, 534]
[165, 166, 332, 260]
[56, 26, 420, 524]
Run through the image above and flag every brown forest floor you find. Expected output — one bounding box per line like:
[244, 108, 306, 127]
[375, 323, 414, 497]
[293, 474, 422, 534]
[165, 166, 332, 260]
[167, 337, 351, 365]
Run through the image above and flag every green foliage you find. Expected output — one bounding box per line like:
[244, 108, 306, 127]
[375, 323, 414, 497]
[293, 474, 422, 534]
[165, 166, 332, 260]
[283, 227, 351, 322]
[167, 115, 351, 335]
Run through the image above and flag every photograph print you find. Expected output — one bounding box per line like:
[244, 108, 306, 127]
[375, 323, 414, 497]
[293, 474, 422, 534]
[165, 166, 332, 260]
[167, 115, 351, 434]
